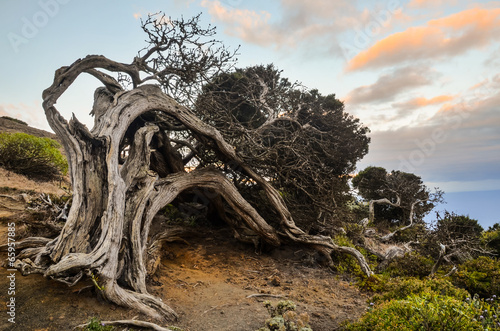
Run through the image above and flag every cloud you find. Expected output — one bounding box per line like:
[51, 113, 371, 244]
[357, 81, 500, 187]
[392, 95, 455, 113]
[201, 0, 278, 46]
[201, 0, 363, 52]
[0, 102, 51, 132]
[411, 95, 455, 106]
[485, 46, 500, 67]
[346, 7, 500, 71]
[426, 179, 500, 193]
[408, 0, 459, 8]
[344, 65, 435, 105]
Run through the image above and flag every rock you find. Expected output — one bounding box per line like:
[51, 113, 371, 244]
[271, 275, 281, 286]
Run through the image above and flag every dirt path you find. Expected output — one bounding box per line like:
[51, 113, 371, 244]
[154, 229, 370, 330]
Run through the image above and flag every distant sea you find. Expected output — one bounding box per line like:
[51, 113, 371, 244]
[426, 189, 500, 230]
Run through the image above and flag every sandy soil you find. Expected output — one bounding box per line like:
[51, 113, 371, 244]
[0, 168, 69, 197]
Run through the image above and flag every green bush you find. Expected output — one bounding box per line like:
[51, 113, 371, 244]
[84, 317, 114, 331]
[330, 235, 375, 278]
[0, 132, 67, 180]
[344, 293, 500, 330]
[356, 274, 388, 293]
[484, 224, 500, 256]
[384, 251, 434, 278]
[452, 256, 500, 298]
[372, 277, 470, 303]
[257, 300, 313, 331]
[392, 223, 426, 243]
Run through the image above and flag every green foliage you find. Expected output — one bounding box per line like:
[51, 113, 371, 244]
[345, 200, 369, 221]
[352, 167, 440, 225]
[384, 252, 434, 278]
[352, 166, 388, 201]
[433, 211, 483, 239]
[159, 203, 204, 226]
[0, 132, 67, 180]
[356, 274, 387, 293]
[1, 116, 28, 125]
[484, 223, 500, 256]
[84, 317, 114, 331]
[90, 272, 105, 292]
[392, 223, 426, 243]
[452, 256, 500, 298]
[331, 235, 374, 278]
[372, 277, 470, 303]
[160, 203, 183, 220]
[257, 301, 313, 331]
[343, 293, 500, 330]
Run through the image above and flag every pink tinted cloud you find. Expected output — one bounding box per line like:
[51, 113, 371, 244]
[201, 0, 360, 50]
[0, 102, 50, 131]
[347, 7, 500, 71]
[201, 0, 278, 46]
[408, 0, 459, 8]
[399, 95, 455, 108]
[344, 65, 436, 105]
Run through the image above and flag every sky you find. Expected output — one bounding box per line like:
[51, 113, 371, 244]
[0, 0, 499, 228]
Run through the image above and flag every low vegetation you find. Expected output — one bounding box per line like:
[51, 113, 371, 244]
[0, 132, 67, 180]
[257, 301, 313, 331]
[344, 293, 500, 330]
[452, 256, 500, 298]
[83, 317, 115, 331]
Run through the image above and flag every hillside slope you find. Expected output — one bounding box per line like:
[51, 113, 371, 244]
[0, 117, 59, 141]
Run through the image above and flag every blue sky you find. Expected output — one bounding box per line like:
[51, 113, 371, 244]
[0, 0, 499, 228]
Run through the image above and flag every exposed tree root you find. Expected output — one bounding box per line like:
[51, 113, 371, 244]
[75, 319, 175, 331]
[102, 280, 178, 322]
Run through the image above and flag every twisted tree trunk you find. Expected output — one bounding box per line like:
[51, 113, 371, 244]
[12, 56, 373, 323]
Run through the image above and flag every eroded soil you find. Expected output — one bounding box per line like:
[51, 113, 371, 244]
[1, 221, 370, 331]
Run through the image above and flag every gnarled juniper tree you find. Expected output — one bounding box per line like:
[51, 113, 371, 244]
[13, 13, 373, 322]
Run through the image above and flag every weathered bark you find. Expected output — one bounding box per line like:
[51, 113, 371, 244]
[77, 319, 175, 331]
[430, 244, 446, 277]
[13, 54, 374, 324]
[369, 197, 424, 242]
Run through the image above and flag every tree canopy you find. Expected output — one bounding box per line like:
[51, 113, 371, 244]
[353, 166, 442, 225]
[195, 65, 370, 228]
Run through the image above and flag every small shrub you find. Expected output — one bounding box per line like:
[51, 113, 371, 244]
[343, 293, 500, 330]
[384, 251, 434, 278]
[392, 223, 426, 243]
[372, 277, 470, 303]
[356, 274, 388, 293]
[159, 203, 204, 226]
[483, 224, 500, 256]
[330, 235, 376, 278]
[84, 317, 114, 331]
[0, 132, 67, 180]
[257, 300, 313, 331]
[452, 256, 500, 298]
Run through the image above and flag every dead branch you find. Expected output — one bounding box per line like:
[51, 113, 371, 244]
[75, 319, 175, 331]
